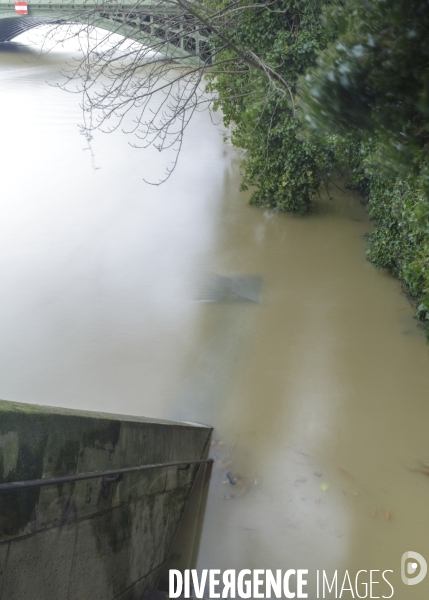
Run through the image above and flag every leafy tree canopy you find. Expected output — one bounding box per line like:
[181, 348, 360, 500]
[298, 0, 429, 174]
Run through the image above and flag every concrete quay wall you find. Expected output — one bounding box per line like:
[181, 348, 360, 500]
[0, 400, 212, 600]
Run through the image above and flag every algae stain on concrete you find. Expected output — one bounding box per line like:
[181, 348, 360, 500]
[54, 440, 80, 475]
[0, 409, 49, 537]
[92, 495, 133, 556]
[0, 432, 19, 478]
[90, 502, 134, 596]
[83, 421, 121, 454]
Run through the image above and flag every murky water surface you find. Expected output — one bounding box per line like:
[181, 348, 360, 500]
[2, 33, 429, 599]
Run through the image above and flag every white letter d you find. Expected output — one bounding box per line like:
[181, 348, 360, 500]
[169, 570, 183, 598]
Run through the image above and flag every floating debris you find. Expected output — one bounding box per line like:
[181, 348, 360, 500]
[337, 466, 376, 498]
[407, 461, 429, 476]
[213, 440, 237, 470]
[295, 478, 307, 485]
[385, 508, 392, 521]
[211, 438, 224, 448]
[223, 494, 235, 500]
[314, 472, 322, 477]
[415, 456, 429, 469]
[321, 482, 330, 492]
[370, 507, 377, 518]
[215, 457, 231, 470]
[226, 472, 237, 485]
[223, 473, 252, 496]
[236, 474, 249, 493]
[338, 467, 355, 481]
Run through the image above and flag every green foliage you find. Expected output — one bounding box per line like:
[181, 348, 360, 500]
[295, 0, 429, 336]
[298, 0, 429, 173]
[207, 0, 334, 213]
[343, 146, 429, 333]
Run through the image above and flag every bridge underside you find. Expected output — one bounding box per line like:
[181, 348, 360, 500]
[0, 16, 60, 41]
[0, 8, 211, 64]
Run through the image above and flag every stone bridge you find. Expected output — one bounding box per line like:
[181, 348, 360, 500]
[0, 0, 211, 63]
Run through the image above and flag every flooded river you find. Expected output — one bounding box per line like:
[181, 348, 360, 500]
[2, 32, 429, 599]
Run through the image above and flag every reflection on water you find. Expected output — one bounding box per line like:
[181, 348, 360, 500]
[2, 34, 429, 598]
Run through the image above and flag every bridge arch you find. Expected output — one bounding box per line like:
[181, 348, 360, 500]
[0, 3, 211, 64]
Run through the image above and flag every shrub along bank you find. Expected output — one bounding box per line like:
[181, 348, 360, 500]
[332, 137, 429, 333]
[206, 0, 335, 214]
[297, 0, 429, 335]
[209, 0, 429, 335]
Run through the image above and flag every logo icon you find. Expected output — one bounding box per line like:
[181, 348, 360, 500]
[401, 551, 427, 585]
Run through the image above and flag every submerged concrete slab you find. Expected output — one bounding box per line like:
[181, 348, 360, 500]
[199, 274, 262, 303]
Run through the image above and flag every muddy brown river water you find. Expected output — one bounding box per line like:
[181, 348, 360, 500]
[2, 31, 429, 599]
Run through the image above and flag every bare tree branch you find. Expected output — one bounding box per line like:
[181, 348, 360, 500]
[30, 0, 295, 183]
